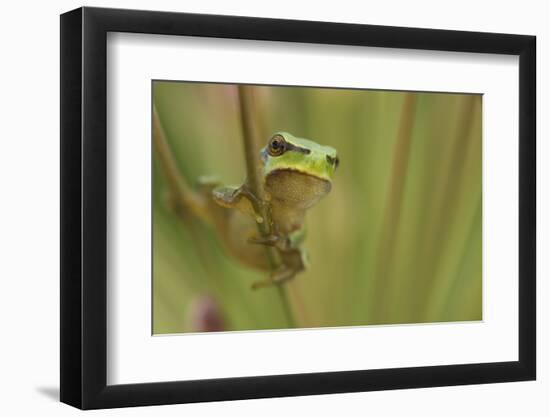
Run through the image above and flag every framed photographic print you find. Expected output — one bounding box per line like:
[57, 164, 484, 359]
[60, 6, 536, 409]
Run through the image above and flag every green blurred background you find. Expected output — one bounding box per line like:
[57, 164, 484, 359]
[153, 81, 482, 334]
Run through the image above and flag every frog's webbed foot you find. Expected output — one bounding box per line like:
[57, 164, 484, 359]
[212, 184, 257, 206]
[251, 265, 298, 290]
[212, 184, 267, 223]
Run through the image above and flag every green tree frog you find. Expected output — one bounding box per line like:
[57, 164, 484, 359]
[198, 132, 338, 289]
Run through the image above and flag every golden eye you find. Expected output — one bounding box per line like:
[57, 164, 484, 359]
[268, 135, 286, 156]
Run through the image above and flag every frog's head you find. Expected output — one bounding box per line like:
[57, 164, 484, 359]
[260, 132, 338, 209]
[261, 132, 339, 181]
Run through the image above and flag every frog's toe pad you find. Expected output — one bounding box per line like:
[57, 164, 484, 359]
[212, 186, 239, 206]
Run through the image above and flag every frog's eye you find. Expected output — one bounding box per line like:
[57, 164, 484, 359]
[326, 155, 340, 169]
[268, 135, 286, 156]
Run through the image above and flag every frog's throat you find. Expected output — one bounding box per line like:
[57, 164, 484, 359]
[264, 168, 332, 210]
[264, 167, 332, 185]
[264, 162, 333, 181]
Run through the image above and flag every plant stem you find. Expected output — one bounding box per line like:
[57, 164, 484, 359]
[237, 85, 296, 328]
[153, 105, 226, 292]
[152, 105, 208, 223]
[371, 93, 417, 322]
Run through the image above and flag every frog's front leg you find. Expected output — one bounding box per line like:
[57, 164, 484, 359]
[212, 183, 266, 223]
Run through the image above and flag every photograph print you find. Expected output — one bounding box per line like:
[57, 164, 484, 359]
[152, 81, 482, 335]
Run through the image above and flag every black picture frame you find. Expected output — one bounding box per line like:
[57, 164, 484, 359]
[60, 6, 536, 410]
